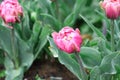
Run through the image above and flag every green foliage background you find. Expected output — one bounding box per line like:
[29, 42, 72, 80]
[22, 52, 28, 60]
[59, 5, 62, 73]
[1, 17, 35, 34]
[1, 0, 120, 80]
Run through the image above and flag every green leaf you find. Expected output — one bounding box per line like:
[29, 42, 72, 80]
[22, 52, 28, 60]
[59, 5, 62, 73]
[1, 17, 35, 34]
[80, 14, 106, 40]
[4, 56, 14, 70]
[100, 74, 112, 80]
[0, 49, 4, 64]
[4, 56, 23, 80]
[114, 20, 120, 35]
[5, 68, 24, 80]
[48, 37, 84, 80]
[4, 56, 24, 80]
[21, 11, 31, 39]
[89, 38, 99, 47]
[17, 38, 34, 70]
[112, 53, 120, 74]
[88, 50, 120, 80]
[116, 40, 120, 51]
[58, 50, 82, 80]
[47, 36, 58, 57]
[80, 47, 102, 69]
[100, 53, 117, 74]
[0, 25, 13, 59]
[98, 39, 112, 57]
[90, 66, 101, 80]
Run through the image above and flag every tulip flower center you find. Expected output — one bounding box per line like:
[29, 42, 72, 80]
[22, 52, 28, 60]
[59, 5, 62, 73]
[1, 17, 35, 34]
[63, 36, 72, 41]
[111, 0, 118, 2]
[111, 0, 117, 1]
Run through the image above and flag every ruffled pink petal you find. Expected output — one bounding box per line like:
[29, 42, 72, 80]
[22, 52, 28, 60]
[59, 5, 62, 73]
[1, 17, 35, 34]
[0, 0, 23, 24]
[52, 26, 82, 54]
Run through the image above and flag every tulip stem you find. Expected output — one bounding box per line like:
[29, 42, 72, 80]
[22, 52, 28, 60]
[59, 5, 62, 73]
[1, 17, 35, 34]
[111, 20, 115, 52]
[11, 28, 19, 69]
[21, 20, 26, 40]
[74, 52, 88, 80]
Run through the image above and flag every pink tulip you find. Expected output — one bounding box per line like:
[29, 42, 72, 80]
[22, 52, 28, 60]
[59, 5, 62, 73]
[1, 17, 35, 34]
[100, 0, 120, 19]
[52, 27, 82, 53]
[0, 0, 23, 24]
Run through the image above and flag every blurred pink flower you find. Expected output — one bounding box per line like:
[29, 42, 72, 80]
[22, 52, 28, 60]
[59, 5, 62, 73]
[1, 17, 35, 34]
[52, 27, 82, 53]
[0, 0, 23, 24]
[100, 0, 120, 19]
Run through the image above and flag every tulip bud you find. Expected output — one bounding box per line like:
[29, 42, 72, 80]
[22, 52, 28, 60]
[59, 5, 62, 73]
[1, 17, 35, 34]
[0, 0, 23, 24]
[31, 11, 37, 21]
[52, 27, 82, 53]
[100, 0, 120, 19]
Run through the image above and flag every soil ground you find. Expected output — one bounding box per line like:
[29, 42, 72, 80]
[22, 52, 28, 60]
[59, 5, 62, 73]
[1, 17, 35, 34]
[0, 59, 78, 80]
[24, 59, 78, 80]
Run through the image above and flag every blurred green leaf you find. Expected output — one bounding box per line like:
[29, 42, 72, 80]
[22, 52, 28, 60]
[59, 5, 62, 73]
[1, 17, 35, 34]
[74, 0, 85, 13]
[0, 70, 5, 78]
[80, 14, 106, 40]
[64, 0, 86, 26]
[35, 74, 42, 80]
[34, 25, 52, 59]
[89, 38, 99, 46]
[64, 13, 75, 26]
[40, 13, 61, 30]
[95, 10, 110, 28]
[29, 21, 42, 46]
